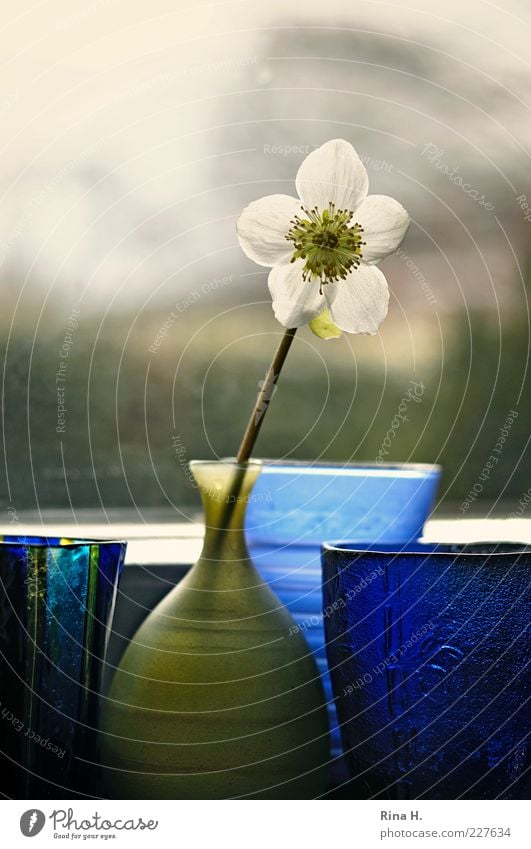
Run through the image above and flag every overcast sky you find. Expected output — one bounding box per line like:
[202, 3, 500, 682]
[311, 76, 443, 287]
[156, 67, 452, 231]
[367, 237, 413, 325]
[2, 0, 529, 166]
[1, 0, 530, 306]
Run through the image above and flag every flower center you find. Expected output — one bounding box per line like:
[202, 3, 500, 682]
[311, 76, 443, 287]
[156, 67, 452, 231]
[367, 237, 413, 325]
[286, 202, 365, 292]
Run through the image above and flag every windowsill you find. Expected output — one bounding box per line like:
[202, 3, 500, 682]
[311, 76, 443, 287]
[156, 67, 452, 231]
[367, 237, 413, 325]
[1, 513, 531, 565]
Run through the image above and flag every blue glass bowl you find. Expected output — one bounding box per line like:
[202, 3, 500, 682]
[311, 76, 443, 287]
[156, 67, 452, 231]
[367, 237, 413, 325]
[0, 535, 126, 798]
[245, 461, 441, 770]
[322, 540, 531, 799]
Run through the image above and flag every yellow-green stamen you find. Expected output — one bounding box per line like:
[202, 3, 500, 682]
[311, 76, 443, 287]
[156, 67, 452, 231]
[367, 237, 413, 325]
[286, 202, 365, 293]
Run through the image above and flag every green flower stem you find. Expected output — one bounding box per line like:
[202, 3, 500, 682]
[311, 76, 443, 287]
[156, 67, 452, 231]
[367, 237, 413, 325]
[236, 326, 297, 463]
[213, 327, 297, 539]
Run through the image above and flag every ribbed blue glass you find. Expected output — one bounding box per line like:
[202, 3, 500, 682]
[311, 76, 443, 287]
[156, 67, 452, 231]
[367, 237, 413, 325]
[322, 540, 530, 799]
[0, 535, 126, 799]
[245, 462, 441, 774]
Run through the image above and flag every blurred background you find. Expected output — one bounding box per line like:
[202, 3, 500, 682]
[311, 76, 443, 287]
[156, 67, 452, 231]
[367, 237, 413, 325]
[0, 0, 529, 518]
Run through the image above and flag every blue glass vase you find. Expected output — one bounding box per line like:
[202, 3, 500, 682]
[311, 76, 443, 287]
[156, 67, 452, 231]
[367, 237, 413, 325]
[322, 540, 530, 799]
[245, 461, 441, 774]
[0, 535, 126, 799]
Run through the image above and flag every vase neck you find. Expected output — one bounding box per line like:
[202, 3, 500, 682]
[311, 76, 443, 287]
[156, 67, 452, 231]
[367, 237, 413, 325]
[190, 461, 262, 562]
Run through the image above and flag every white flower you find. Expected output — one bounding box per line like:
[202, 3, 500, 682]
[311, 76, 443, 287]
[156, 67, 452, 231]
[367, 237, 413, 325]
[236, 139, 409, 336]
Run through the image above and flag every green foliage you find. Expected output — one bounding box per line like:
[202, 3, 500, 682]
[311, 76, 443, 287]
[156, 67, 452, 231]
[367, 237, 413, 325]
[1, 301, 528, 514]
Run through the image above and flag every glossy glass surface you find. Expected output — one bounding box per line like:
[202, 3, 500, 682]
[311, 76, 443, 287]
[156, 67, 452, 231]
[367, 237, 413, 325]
[322, 540, 530, 799]
[101, 461, 329, 799]
[0, 535, 126, 798]
[245, 462, 441, 769]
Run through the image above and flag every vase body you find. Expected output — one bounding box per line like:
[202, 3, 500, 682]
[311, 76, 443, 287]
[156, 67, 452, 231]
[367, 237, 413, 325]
[245, 460, 441, 775]
[0, 535, 126, 799]
[101, 461, 329, 799]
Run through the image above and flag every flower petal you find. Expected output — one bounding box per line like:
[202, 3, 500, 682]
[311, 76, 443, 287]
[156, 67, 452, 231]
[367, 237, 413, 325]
[325, 264, 389, 334]
[355, 194, 409, 264]
[236, 194, 301, 267]
[268, 261, 326, 328]
[295, 139, 369, 213]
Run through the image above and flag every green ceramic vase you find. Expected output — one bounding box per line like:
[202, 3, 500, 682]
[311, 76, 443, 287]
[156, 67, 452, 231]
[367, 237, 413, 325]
[101, 460, 329, 799]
